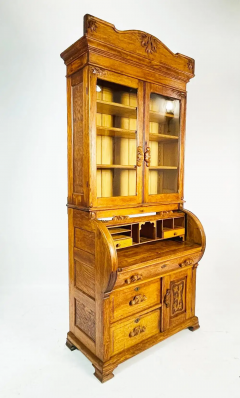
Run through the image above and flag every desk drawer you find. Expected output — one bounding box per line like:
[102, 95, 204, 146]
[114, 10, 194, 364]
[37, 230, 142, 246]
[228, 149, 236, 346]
[163, 227, 185, 239]
[110, 279, 161, 322]
[113, 235, 132, 249]
[110, 309, 160, 355]
[115, 252, 201, 290]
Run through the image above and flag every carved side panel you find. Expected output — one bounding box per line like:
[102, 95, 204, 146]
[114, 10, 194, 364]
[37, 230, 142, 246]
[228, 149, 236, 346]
[75, 299, 96, 341]
[72, 75, 84, 195]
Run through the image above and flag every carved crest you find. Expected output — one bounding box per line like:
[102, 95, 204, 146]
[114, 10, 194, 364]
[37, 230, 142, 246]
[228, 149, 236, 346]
[87, 18, 97, 32]
[140, 34, 157, 54]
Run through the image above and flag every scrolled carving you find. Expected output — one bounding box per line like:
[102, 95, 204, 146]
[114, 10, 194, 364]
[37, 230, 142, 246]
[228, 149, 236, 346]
[125, 274, 143, 284]
[137, 146, 144, 167]
[90, 66, 106, 77]
[129, 325, 146, 338]
[112, 215, 130, 221]
[90, 211, 96, 219]
[87, 18, 97, 32]
[144, 147, 151, 167]
[164, 289, 171, 308]
[157, 211, 173, 217]
[179, 258, 193, 268]
[172, 281, 184, 314]
[140, 34, 157, 54]
[129, 294, 147, 306]
[187, 59, 194, 72]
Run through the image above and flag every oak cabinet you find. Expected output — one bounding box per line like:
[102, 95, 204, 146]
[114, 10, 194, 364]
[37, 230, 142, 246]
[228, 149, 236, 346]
[61, 14, 205, 383]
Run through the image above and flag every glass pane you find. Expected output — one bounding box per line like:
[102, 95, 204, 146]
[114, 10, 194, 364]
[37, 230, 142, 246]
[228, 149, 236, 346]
[149, 93, 180, 194]
[96, 79, 137, 197]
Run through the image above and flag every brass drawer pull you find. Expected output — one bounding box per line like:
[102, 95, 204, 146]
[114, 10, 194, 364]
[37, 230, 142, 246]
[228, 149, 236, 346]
[125, 274, 142, 284]
[164, 289, 171, 308]
[144, 147, 151, 167]
[179, 258, 193, 268]
[129, 294, 147, 306]
[129, 325, 146, 338]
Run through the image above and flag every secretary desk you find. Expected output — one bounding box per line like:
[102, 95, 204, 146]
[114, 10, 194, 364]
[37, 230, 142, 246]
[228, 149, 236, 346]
[60, 14, 206, 383]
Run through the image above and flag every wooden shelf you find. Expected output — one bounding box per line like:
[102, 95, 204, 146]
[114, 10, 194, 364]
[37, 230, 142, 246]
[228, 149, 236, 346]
[149, 133, 178, 142]
[149, 111, 175, 123]
[149, 166, 178, 170]
[109, 227, 131, 235]
[97, 100, 137, 118]
[97, 126, 136, 139]
[97, 164, 136, 169]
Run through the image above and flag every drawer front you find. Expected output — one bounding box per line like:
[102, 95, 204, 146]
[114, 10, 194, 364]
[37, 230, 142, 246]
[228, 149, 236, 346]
[110, 279, 161, 322]
[163, 228, 185, 239]
[113, 236, 132, 249]
[114, 252, 201, 289]
[110, 309, 160, 355]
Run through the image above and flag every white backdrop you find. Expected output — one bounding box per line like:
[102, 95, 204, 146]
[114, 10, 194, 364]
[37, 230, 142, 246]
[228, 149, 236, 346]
[1, 1, 240, 397]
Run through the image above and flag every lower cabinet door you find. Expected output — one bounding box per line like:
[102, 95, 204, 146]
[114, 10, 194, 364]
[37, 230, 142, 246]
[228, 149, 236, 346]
[110, 309, 160, 355]
[162, 268, 193, 331]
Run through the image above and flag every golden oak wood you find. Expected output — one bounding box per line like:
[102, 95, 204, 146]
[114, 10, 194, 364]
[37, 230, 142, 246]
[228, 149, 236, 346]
[61, 15, 205, 383]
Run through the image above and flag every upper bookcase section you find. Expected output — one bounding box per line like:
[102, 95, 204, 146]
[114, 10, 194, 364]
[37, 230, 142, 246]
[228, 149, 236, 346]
[60, 14, 195, 86]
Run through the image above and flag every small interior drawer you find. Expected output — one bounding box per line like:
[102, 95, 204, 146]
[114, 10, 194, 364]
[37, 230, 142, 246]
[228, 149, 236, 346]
[112, 235, 132, 249]
[110, 279, 161, 322]
[163, 227, 185, 239]
[110, 309, 160, 355]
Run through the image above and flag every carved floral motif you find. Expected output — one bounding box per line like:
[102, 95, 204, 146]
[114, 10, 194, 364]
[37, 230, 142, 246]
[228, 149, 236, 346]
[87, 19, 97, 32]
[129, 325, 146, 338]
[140, 34, 157, 54]
[187, 60, 194, 72]
[129, 294, 147, 306]
[179, 258, 193, 268]
[158, 211, 173, 217]
[172, 281, 184, 315]
[112, 215, 130, 221]
[144, 147, 151, 167]
[137, 146, 144, 167]
[125, 274, 143, 284]
[90, 66, 106, 76]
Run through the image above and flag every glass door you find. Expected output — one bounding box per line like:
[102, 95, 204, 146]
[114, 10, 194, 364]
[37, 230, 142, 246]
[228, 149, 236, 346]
[90, 70, 143, 207]
[143, 83, 185, 203]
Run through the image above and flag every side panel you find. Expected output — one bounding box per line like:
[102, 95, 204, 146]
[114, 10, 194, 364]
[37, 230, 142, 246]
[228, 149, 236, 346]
[68, 209, 97, 354]
[68, 66, 90, 207]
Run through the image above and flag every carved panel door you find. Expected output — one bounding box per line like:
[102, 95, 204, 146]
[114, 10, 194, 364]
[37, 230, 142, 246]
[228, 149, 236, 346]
[161, 268, 193, 331]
